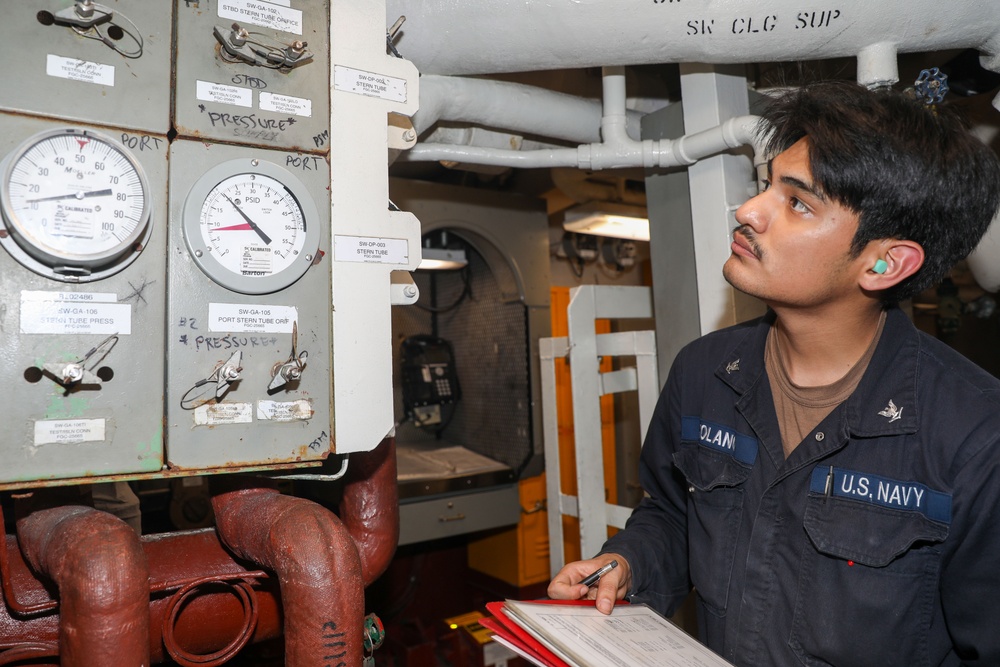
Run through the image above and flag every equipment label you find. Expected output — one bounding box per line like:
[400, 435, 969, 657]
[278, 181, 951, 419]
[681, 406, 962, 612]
[259, 91, 312, 117]
[193, 402, 253, 426]
[208, 303, 297, 333]
[333, 66, 407, 103]
[218, 0, 303, 35]
[20, 291, 131, 335]
[34, 419, 106, 446]
[196, 80, 253, 108]
[46, 54, 114, 86]
[334, 235, 409, 265]
[257, 399, 313, 422]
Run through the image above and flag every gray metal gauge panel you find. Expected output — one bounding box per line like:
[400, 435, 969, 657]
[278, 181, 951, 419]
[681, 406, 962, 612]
[0, 1, 172, 134]
[165, 140, 332, 470]
[174, 0, 331, 154]
[0, 113, 167, 485]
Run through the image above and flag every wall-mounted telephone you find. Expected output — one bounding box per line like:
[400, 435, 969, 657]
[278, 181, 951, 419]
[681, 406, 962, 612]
[401, 335, 461, 429]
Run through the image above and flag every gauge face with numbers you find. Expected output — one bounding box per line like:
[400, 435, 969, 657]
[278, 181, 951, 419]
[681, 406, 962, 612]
[0, 128, 151, 280]
[182, 159, 319, 295]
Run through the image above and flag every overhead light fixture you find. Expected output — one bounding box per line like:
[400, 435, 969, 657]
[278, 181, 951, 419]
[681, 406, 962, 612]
[417, 247, 468, 270]
[562, 202, 650, 242]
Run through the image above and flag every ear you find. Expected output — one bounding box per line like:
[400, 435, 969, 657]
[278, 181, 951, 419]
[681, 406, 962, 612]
[858, 239, 925, 292]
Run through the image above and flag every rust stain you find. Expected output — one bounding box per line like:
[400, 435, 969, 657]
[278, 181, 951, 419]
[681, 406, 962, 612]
[0, 460, 324, 492]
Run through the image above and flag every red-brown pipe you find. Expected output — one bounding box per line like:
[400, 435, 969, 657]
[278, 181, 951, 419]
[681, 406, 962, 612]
[15, 505, 150, 667]
[211, 478, 364, 667]
[1, 528, 283, 665]
[340, 437, 399, 585]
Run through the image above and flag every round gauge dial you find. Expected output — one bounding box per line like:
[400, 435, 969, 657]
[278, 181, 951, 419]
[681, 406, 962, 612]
[0, 128, 151, 281]
[183, 159, 319, 294]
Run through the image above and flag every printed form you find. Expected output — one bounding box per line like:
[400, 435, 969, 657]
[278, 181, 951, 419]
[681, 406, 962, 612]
[503, 601, 733, 667]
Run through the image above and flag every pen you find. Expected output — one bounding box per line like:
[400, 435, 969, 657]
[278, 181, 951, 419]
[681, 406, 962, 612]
[579, 559, 618, 588]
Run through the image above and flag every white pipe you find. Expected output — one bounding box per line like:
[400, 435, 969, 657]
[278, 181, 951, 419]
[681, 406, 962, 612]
[857, 42, 900, 88]
[413, 75, 644, 143]
[408, 67, 764, 170]
[407, 69, 764, 170]
[405, 114, 762, 170]
[387, 0, 999, 76]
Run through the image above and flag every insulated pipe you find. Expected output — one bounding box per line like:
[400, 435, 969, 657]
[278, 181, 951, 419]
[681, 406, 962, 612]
[414, 75, 644, 143]
[339, 437, 399, 586]
[211, 479, 364, 667]
[406, 68, 764, 171]
[386, 0, 999, 76]
[15, 506, 150, 667]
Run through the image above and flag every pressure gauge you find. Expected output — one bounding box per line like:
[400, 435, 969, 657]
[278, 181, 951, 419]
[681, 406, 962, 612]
[0, 128, 151, 281]
[182, 158, 320, 294]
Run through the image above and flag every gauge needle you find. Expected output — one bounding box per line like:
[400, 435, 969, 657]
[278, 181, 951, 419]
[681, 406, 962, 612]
[221, 193, 272, 245]
[25, 188, 113, 203]
[213, 223, 255, 231]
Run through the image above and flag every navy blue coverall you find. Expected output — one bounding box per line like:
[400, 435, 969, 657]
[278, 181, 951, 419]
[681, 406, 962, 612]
[602, 307, 1000, 666]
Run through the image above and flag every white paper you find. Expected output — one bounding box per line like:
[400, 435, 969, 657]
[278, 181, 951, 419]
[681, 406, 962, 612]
[259, 91, 312, 117]
[488, 635, 543, 667]
[196, 80, 253, 108]
[193, 402, 253, 426]
[333, 65, 407, 103]
[218, 0, 303, 34]
[208, 303, 296, 333]
[46, 54, 114, 86]
[503, 601, 733, 667]
[334, 235, 409, 265]
[34, 419, 106, 446]
[20, 292, 131, 335]
[257, 399, 313, 422]
[21, 291, 117, 303]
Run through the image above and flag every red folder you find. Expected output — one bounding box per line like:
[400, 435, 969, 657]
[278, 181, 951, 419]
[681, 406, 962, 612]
[484, 599, 629, 667]
[485, 600, 571, 667]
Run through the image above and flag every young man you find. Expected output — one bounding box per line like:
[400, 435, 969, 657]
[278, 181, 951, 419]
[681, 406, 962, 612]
[548, 81, 1000, 666]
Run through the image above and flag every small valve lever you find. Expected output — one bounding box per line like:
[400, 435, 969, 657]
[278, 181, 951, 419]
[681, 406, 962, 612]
[215, 350, 243, 399]
[42, 361, 101, 387]
[40, 333, 118, 388]
[179, 350, 244, 409]
[53, 0, 113, 28]
[44, 0, 144, 58]
[269, 321, 308, 391]
[214, 22, 313, 69]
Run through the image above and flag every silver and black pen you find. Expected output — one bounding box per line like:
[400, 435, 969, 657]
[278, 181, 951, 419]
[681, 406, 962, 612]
[579, 559, 618, 588]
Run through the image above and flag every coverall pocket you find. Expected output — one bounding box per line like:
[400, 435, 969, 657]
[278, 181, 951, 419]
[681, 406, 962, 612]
[674, 444, 751, 618]
[789, 496, 948, 667]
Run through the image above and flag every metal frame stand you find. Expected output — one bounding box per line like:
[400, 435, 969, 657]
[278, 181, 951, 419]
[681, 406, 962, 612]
[540, 285, 659, 575]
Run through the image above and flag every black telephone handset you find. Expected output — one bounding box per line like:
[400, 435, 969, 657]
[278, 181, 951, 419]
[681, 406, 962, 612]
[401, 335, 461, 416]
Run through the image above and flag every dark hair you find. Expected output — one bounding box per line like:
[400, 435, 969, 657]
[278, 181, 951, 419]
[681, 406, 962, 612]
[760, 80, 1000, 303]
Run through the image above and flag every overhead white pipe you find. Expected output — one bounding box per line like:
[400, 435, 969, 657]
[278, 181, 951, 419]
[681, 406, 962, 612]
[414, 75, 644, 143]
[387, 0, 999, 77]
[405, 67, 763, 171]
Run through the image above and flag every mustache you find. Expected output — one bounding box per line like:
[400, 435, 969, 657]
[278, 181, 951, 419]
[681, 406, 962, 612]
[732, 225, 762, 259]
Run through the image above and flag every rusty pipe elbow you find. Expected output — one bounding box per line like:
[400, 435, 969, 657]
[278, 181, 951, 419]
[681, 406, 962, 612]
[16, 505, 150, 667]
[211, 480, 364, 667]
[340, 437, 399, 586]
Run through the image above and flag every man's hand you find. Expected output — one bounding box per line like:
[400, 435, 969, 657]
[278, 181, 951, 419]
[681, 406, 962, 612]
[547, 554, 631, 615]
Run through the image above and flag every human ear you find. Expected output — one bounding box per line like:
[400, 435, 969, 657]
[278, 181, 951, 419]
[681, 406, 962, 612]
[859, 240, 924, 291]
